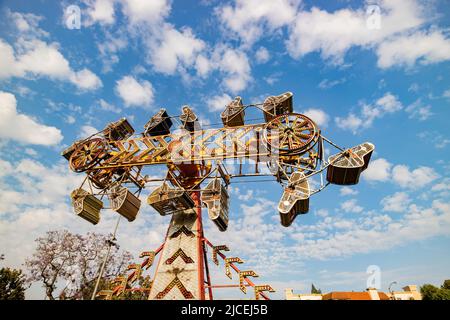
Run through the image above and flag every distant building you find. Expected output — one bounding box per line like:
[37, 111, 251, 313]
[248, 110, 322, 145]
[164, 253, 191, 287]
[285, 289, 322, 300]
[389, 285, 422, 300]
[322, 288, 390, 300]
[285, 285, 421, 300]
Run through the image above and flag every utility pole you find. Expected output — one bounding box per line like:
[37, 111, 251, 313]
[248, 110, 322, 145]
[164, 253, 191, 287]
[91, 216, 121, 300]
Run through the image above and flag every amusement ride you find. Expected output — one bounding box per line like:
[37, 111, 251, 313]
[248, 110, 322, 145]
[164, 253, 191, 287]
[62, 92, 375, 300]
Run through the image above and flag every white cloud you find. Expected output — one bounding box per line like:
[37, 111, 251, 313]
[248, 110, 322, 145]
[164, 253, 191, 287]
[204, 198, 289, 275]
[318, 78, 346, 89]
[435, 138, 450, 149]
[216, 1, 450, 72]
[336, 92, 403, 133]
[340, 186, 358, 196]
[381, 192, 411, 212]
[405, 99, 433, 121]
[147, 24, 206, 75]
[287, 6, 366, 62]
[376, 92, 404, 113]
[238, 189, 254, 201]
[376, 30, 450, 69]
[98, 99, 121, 113]
[302, 108, 329, 127]
[0, 91, 63, 146]
[96, 30, 128, 72]
[212, 45, 252, 93]
[264, 73, 281, 85]
[0, 40, 18, 79]
[286, 0, 425, 64]
[16, 39, 71, 76]
[86, 2, 255, 93]
[217, 0, 300, 45]
[0, 39, 66, 79]
[362, 158, 440, 190]
[120, 0, 170, 25]
[0, 38, 102, 90]
[1, 11, 101, 90]
[24, 148, 38, 156]
[362, 158, 392, 182]
[0, 156, 170, 299]
[334, 113, 363, 133]
[78, 125, 99, 139]
[65, 115, 76, 124]
[190, 45, 253, 93]
[83, 0, 116, 26]
[340, 199, 364, 213]
[408, 83, 420, 92]
[443, 89, 450, 99]
[255, 46, 270, 63]
[0, 159, 13, 177]
[115, 75, 154, 108]
[206, 93, 233, 112]
[431, 179, 450, 197]
[83, 1, 171, 73]
[69, 68, 103, 90]
[417, 131, 450, 149]
[392, 165, 439, 189]
[316, 209, 329, 217]
[195, 55, 212, 79]
[7, 10, 49, 39]
[1, 156, 448, 298]
[294, 200, 450, 260]
[14, 85, 34, 97]
[0, 158, 83, 215]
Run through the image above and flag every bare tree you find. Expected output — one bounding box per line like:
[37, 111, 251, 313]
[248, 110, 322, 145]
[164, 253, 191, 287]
[63, 232, 133, 300]
[25, 230, 79, 300]
[25, 230, 133, 300]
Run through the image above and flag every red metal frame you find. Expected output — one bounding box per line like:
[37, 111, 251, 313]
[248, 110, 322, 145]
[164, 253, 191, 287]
[203, 237, 270, 300]
[123, 197, 271, 300]
[192, 191, 206, 300]
[203, 243, 214, 300]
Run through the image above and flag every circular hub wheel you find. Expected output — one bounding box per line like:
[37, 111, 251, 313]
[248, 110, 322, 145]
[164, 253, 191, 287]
[168, 163, 212, 189]
[69, 138, 108, 173]
[264, 113, 319, 155]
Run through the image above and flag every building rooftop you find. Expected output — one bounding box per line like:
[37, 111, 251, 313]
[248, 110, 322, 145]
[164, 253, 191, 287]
[285, 285, 420, 300]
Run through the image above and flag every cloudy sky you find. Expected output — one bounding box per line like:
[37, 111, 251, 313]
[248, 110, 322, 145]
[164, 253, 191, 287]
[0, 0, 449, 299]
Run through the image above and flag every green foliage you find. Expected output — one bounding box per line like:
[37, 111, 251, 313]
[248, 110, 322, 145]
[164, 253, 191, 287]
[420, 281, 450, 300]
[0, 268, 26, 300]
[59, 277, 108, 300]
[433, 289, 450, 300]
[110, 276, 152, 300]
[420, 284, 439, 300]
[442, 279, 450, 290]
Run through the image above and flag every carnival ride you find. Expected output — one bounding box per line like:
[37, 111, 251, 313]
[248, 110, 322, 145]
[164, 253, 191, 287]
[62, 92, 374, 300]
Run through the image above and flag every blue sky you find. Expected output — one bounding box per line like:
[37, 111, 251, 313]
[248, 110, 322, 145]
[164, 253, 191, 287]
[0, 0, 449, 299]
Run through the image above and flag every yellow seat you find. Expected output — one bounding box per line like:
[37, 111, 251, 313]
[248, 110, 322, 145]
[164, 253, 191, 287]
[147, 183, 195, 216]
[144, 108, 173, 136]
[71, 188, 103, 225]
[202, 179, 229, 231]
[221, 97, 245, 127]
[326, 142, 375, 185]
[103, 118, 135, 141]
[278, 172, 310, 227]
[262, 92, 293, 122]
[180, 106, 200, 132]
[109, 185, 141, 222]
